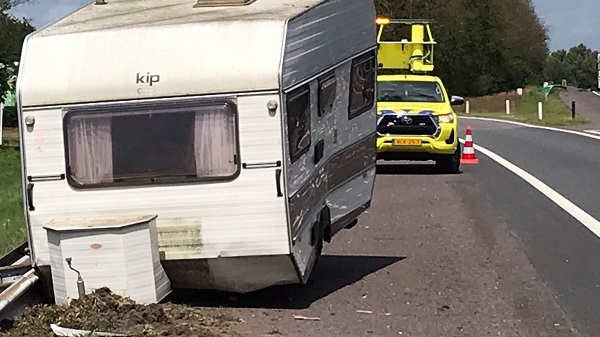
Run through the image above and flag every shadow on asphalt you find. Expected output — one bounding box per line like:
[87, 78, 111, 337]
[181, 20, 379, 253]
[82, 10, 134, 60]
[165, 254, 405, 310]
[376, 163, 464, 176]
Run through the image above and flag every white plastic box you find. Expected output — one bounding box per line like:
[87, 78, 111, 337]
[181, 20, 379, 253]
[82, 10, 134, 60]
[44, 215, 171, 305]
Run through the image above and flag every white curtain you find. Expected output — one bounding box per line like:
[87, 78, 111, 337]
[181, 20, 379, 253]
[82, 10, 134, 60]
[68, 116, 113, 185]
[193, 107, 236, 177]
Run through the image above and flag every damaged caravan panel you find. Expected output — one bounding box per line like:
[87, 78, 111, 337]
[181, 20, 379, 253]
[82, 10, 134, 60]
[16, 0, 378, 298]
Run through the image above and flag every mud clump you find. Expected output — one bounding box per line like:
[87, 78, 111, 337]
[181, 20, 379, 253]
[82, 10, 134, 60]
[1, 287, 240, 337]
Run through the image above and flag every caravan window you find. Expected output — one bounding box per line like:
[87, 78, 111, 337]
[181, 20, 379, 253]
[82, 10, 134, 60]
[348, 50, 376, 120]
[318, 71, 337, 117]
[286, 85, 311, 163]
[64, 100, 239, 188]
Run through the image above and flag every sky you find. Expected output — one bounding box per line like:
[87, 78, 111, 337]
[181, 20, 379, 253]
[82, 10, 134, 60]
[7, 0, 600, 52]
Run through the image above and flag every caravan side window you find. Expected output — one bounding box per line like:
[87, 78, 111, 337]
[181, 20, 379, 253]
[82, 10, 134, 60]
[286, 84, 311, 163]
[318, 71, 337, 117]
[348, 50, 376, 120]
[63, 100, 240, 188]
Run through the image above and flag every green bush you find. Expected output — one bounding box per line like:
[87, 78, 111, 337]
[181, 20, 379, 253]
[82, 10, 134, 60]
[2, 105, 18, 128]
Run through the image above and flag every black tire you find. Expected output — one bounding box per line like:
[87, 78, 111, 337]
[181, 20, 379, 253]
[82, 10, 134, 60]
[436, 145, 461, 174]
[313, 211, 326, 262]
[305, 223, 324, 285]
[305, 209, 328, 285]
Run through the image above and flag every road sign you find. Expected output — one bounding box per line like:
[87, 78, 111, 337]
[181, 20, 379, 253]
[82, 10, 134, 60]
[541, 82, 551, 97]
[541, 82, 560, 101]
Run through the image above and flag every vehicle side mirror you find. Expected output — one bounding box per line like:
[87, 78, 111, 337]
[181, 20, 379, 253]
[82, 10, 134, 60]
[450, 95, 465, 106]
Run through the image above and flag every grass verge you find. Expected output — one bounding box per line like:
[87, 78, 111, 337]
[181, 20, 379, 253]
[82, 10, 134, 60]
[454, 87, 589, 126]
[0, 146, 26, 256]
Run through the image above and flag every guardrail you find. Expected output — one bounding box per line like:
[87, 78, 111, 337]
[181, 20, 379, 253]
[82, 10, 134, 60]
[0, 242, 45, 323]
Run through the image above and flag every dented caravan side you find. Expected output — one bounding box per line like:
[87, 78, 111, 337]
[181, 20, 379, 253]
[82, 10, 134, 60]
[280, 0, 378, 279]
[16, 0, 377, 295]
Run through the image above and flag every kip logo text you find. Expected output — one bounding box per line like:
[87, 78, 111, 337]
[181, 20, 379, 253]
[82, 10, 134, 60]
[136, 72, 161, 86]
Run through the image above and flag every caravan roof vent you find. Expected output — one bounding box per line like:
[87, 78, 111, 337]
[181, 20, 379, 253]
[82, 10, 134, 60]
[193, 0, 257, 7]
[94, 0, 107, 4]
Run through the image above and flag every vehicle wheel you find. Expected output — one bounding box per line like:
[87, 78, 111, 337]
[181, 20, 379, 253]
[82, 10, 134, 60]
[436, 146, 461, 174]
[306, 209, 328, 283]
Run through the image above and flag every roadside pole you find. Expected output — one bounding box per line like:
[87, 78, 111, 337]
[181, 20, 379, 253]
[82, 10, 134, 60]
[597, 53, 600, 91]
[0, 102, 3, 147]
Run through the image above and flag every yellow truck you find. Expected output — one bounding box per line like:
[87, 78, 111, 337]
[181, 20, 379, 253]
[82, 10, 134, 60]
[375, 17, 464, 173]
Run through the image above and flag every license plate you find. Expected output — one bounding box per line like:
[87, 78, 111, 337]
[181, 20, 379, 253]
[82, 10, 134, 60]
[393, 139, 422, 146]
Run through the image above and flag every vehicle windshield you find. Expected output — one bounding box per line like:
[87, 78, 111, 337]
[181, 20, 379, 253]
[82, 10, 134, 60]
[377, 81, 445, 103]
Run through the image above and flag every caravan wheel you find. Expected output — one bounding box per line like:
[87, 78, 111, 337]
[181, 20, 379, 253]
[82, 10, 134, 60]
[306, 228, 323, 286]
[306, 208, 328, 285]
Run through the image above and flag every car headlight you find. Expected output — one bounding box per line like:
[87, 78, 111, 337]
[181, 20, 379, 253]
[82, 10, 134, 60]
[437, 113, 455, 123]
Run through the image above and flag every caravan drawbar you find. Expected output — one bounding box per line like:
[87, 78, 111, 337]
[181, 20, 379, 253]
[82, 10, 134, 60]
[15, 0, 379, 302]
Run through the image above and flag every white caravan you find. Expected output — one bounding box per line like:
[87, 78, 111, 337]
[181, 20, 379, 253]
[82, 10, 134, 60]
[16, 0, 378, 298]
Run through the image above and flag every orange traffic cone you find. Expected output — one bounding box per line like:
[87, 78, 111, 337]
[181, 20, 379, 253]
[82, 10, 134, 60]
[461, 125, 479, 164]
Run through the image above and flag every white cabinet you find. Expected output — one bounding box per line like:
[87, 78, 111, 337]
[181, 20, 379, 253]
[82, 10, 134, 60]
[44, 215, 171, 305]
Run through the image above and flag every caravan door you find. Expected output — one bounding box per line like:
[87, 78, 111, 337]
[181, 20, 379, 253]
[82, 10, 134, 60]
[284, 81, 330, 283]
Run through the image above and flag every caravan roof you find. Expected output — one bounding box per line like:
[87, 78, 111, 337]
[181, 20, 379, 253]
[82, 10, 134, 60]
[37, 0, 323, 37]
[19, 0, 375, 107]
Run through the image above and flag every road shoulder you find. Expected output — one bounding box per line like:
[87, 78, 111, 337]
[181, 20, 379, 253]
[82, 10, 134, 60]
[169, 164, 586, 337]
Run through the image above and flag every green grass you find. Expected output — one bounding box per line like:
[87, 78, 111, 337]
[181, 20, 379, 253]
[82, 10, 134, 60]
[456, 87, 590, 127]
[0, 147, 26, 256]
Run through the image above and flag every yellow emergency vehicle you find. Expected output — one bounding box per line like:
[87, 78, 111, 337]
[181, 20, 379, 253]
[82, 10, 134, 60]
[375, 17, 464, 173]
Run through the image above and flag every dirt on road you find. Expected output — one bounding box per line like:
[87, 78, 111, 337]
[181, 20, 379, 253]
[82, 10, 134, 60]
[2, 287, 241, 337]
[162, 163, 585, 337]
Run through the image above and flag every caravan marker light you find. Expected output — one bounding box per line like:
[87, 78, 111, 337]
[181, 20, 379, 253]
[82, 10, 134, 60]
[375, 17, 390, 25]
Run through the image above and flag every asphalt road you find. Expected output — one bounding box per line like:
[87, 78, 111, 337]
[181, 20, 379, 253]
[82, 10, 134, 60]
[463, 119, 600, 222]
[167, 120, 599, 336]
[559, 88, 600, 130]
[459, 118, 600, 337]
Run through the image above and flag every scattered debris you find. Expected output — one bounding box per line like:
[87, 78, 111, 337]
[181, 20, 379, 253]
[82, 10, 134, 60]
[292, 315, 320, 321]
[50, 324, 126, 336]
[438, 304, 451, 312]
[264, 329, 281, 335]
[0, 287, 239, 337]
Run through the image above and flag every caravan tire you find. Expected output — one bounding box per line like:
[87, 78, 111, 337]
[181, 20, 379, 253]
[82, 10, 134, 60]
[306, 236, 323, 286]
[306, 209, 328, 285]
[314, 218, 325, 263]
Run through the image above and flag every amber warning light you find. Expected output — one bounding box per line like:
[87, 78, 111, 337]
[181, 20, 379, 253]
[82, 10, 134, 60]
[375, 17, 390, 25]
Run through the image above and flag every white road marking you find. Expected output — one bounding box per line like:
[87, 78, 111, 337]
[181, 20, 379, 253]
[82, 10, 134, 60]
[459, 116, 600, 141]
[584, 130, 600, 135]
[592, 91, 600, 97]
[459, 138, 600, 238]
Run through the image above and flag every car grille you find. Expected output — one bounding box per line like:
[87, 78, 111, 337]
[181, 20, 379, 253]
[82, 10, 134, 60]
[377, 114, 438, 136]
